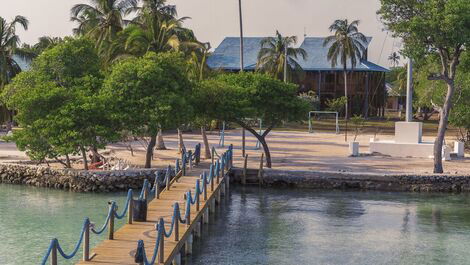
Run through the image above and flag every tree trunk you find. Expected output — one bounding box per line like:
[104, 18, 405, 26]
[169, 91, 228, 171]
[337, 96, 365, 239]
[258, 137, 272, 168]
[237, 121, 274, 168]
[145, 134, 157, 168]
[178, 128, 185, 154]
[433, 82, 455, 173]
[156, 128, 166, 150]
[80, 146, 89, 170]
[65, 154, 71, 168]
[344, 70, 349, 142]
[90, 146, 100, 163]
[363, 72, 369, 118]
[201, 126, 211, 159]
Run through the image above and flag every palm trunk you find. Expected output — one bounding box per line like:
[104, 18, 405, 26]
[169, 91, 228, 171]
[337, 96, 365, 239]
[433, 82, 455, 173]
[178, 128, 185, 154]
[201, 126, 211, 159]
[344, 70, 349, 142]
[156, 128, 166, 150]
[145, 134, 157, 168]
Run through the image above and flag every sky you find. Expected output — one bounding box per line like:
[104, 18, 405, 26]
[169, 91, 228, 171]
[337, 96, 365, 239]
[2, 0, 402, 67]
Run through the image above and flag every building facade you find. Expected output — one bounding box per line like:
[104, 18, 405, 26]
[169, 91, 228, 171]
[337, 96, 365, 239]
[207, 36, 389, 117]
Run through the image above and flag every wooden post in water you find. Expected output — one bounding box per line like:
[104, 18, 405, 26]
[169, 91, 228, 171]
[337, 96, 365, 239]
[242, 154, 248, 185]
[108, 203, 115, 240]
[83, 221, 90, 261]
[50, 240, 57, 265]
[185, 233, 193, 255]
[203, 208, 209, 224]
[242, 128, 246, 157]
[258, 153, 264, 185]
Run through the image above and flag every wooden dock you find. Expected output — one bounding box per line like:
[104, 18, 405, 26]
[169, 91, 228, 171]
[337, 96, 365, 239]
[75, 152, 231, 265]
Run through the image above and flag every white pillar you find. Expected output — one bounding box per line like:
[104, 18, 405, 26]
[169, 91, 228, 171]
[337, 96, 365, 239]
[406, 58, 413, 122]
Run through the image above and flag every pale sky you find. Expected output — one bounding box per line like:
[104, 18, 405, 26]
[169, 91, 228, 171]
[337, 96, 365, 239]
[2, 0, 402, 67]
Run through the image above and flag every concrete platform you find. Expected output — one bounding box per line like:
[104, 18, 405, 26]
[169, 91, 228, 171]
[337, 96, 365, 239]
[370, 140, 434, 158]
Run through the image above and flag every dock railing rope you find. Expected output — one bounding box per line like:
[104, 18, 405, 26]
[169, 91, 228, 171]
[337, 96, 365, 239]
[135, 145, 233, 265]
[40, 144, 203, 265]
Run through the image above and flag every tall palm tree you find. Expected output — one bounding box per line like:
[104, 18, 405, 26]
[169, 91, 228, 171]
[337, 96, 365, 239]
[388, 51, 400, 67]
[71, 0, 136, 50]
[323, 19, 367, 141]
[256, 30, 307, 82]
[0, 15, 30, 89]
[129, 0, 178, 22]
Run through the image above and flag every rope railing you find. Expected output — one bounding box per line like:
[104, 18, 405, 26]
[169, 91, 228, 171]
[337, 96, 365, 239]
[39, 144, 204, 265]
[135, 145, 234, 265]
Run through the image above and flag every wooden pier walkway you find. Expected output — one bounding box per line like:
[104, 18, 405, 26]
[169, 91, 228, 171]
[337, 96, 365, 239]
[74, 149, 232, 265]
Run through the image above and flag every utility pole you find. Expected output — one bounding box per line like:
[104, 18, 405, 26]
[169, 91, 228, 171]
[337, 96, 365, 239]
[238, 0, 244, 72]
[406, 57, 413, 122]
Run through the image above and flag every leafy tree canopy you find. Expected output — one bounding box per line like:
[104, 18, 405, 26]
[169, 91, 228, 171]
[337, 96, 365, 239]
[2, 38, 116, 168]
[196, 72, 309, 167]
[101, 51, 193, 167]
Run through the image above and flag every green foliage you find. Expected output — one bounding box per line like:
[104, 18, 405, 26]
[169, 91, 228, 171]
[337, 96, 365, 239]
[350, 114, 365, 141]
[298, 91, 320, 111]
[2, 38, 116, 166]
[326, 96, 347, 113]
[102, 51, 193, 135]
[212, 72, 310, 127]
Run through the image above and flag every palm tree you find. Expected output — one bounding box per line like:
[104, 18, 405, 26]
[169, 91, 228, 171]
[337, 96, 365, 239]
[257, 30, 307, 82]
[0, 15, 31, 126]
[0, 16, 30, 89]
[130, 0, 178, 22]
[71, 0, 136, 50]
[388, 51, 400, 67]
[323, 19, 367, 141]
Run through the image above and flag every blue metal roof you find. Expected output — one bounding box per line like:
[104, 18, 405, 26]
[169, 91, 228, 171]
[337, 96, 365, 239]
[207, 36, 389, 72]
[207, 37, 263, 71]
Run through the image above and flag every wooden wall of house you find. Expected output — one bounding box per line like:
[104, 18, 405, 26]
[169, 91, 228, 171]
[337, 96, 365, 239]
[299, 71, 386, 117]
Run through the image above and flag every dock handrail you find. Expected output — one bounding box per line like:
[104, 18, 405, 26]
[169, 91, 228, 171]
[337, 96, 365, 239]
[135, 145, 233, 265]
[39, 144, 203, 265]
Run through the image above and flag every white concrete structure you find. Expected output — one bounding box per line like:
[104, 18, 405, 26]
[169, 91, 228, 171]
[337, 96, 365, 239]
[370, 121, 436, 158]
[349, 142, 359, 156]
[454, 141, 465, 158]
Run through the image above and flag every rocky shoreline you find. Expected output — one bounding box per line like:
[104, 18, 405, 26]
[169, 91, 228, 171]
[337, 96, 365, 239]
[0, 163, 158, 192]
[230, 168, 470, 192]
[2, 163, 470, 193]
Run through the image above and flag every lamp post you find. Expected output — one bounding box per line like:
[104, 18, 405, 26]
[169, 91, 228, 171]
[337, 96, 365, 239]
[238, 0, 244, 72]
[406, 57, 413, 122]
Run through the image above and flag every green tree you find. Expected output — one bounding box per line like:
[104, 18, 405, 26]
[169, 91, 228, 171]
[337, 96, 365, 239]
[130, 0, 178, 22]
[197, 73, 310, 168]
[378, 0, 470, 173]
[256, 30, 307, 82]
[101, 52, 193, 168]
[323, 19, 368, 141]
[2, 38, 117, 169]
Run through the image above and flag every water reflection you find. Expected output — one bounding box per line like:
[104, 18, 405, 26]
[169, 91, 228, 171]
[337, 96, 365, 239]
[186, 187, 470, 265]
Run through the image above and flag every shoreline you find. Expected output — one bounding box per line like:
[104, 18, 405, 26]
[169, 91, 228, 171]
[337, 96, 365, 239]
[230, 168, 470, 193]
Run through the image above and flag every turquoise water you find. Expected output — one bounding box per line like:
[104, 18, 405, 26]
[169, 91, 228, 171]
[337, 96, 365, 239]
[0, 184, 127, 265]
[187, 187, 470, 265]
[2, 184, 470, 265]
